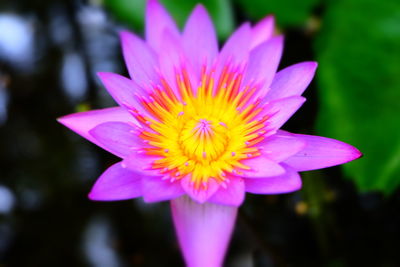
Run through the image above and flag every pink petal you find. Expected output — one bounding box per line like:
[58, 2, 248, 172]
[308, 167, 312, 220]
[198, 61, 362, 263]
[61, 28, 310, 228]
[262, 96, 306, 133]
[171, 196, 237, 267]
[251, 15, 275, 50]
[183, 4, 218, 74]
[89, 122, 142, 158]
[208, 177, 245, 206]
[217, 22, 251, 68]
[141, 176, 185, 203]
[245, 164, 302, 194]
[259, 131, 306, 162]
[122, 151, 161, 176]
[181, 176, 219, 204]
[238, 156, 286, 178]
[158, 30, 185, 96]
[243, 36, 284, 93]
[265, 62, 318, 102]
[57, 107, 136, 153]
[158, 30, 199, 96]
[119, 31, 159, 88]
[145, 0, 179, 52]
[97, 72, 152, 118]
[88, 162, 142, 201]
[283, 134, 362, 171]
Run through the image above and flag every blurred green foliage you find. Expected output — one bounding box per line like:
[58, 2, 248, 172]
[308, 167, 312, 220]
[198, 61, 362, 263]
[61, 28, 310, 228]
[234, 0, 320, 27]
[315, 0, 400, 194]
[103, 0, 146, 31]
[103, 0, 234, 39]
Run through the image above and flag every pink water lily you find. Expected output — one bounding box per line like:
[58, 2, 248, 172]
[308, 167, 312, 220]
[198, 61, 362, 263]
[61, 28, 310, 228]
[58, 0, 361, 266]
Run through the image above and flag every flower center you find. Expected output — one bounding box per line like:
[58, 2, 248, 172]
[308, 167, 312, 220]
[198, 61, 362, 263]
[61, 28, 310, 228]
[131, 65, 268, 189]
[180, 117, 228, 162]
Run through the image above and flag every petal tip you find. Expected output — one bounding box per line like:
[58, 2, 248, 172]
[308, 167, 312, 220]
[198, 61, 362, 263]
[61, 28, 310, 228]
[348, 145, 363, 162]
[284, 135, 363, 171]
[88, 188, 108, 201]
[87, 191, 98, 201]
[304, 61, 319, 72]
[330, 140, 363, 166]
[193, 3, 207, 13]
[96, 71, 117, 83]
[96, 71, 109, 80]
[56, 113, 79, 128]
[263, 14, 275, 22]
[119, 30, 141, 44]
[310, 61, 318, 68]
[147, 0, 159, 7]
[298, 60, 318, 69]
[187, 3, 211, 25]
[56, 116, 66, 125]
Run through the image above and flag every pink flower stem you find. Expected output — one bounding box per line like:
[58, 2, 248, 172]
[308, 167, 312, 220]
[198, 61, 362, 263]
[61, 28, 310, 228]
[171, 196, 238, 267]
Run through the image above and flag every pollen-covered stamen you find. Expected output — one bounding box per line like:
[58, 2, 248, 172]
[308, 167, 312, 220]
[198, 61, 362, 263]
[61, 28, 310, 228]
[180, 118, 228, 162]
[196, 119, 212, 134]
[129, 64, 270, 189]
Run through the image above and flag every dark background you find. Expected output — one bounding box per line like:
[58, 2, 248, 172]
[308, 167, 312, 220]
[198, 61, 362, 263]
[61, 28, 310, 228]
[0, 0, 399, 266]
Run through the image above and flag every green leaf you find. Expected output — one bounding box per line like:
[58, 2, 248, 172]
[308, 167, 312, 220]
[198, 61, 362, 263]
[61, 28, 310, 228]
[102, 0, 234, 39]
[315, 0, 400, 194]
[103, 0, 146, 31]
[234, 0, 320, 27]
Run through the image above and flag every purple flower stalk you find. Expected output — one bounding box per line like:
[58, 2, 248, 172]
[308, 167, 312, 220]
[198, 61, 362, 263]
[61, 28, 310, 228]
[58, 1, 361, 266]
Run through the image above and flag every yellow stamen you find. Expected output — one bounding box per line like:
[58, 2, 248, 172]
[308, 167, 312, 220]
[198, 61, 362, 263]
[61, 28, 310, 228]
[131, 65, 267, 189]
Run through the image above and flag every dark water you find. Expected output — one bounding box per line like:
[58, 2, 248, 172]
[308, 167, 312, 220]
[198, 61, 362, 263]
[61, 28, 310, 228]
[0, 0, 399, 266]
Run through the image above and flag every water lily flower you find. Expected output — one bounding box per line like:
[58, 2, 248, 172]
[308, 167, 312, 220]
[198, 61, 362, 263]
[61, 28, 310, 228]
[58, 0, 361, 266]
